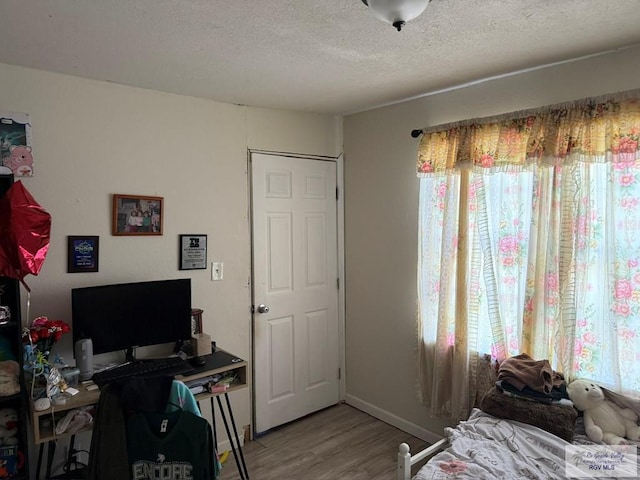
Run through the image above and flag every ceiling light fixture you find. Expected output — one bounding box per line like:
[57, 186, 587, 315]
[361, 0, 431, 31]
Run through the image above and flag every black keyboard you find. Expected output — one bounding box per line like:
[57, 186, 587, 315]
[92, 357, 196, 387]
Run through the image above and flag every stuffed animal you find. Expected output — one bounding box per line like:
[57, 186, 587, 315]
[0, 409, 18, 446]
[3, 145, 33, 177]
[0, 361, 19, 397]
[567, 379, 640, 445]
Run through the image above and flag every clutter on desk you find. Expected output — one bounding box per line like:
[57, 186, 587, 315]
[184, 375, 218, 395]
[208, 384, 228, 394]
[52, 392, 71, 406]
[22, 318, 72, 404]
[216, 370, 239, 386]
[183, 370, 239, 395]
[54, 406, 94, 435]
[60, 366, 80, 387]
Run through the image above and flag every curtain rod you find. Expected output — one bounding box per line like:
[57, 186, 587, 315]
[409, 88, 640, 140]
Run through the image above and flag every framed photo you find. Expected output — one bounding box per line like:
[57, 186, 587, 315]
[112, 194, 163, 236]
[191, 308, 203, 335]
[67, 236, 99, 273]
[179, 234, 207, 270]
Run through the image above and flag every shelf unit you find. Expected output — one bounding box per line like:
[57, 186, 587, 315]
[180, 360, 248, 401]
[30, 385, 101, 445]
[0, 173, 29, 479]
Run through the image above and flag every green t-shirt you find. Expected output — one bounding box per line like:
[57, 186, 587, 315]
[127, 410, 213, 480]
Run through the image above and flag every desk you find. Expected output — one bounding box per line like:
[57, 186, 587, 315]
[30, 349, 249, 480]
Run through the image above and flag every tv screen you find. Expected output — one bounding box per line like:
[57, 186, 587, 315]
[72, 279, 192, 357]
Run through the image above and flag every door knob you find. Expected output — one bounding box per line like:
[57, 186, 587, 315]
[257, 304, 270, 314]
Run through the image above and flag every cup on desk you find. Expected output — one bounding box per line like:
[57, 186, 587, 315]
[191, 333, 212, 356]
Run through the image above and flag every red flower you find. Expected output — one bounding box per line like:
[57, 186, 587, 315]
[22, 316, 71, 355]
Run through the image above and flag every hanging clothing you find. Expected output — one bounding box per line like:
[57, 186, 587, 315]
[167, 379, 201, 414]
[88, 377, 217, 480]
[87, 382, 130, 480]
[127, 410, 214, 480]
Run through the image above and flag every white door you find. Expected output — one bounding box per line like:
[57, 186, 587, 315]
[251, 152, 339, 433]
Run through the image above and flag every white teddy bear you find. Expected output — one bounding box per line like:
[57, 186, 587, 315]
[567, 379, 640, 445]
[0, 408, 18, 446]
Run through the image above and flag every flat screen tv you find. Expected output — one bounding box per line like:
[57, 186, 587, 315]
[72, 278, 192, 360]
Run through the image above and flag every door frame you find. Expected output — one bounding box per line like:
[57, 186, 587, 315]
[247, 149, 346, 435]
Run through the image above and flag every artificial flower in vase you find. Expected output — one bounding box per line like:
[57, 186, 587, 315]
[22, 316, 71, 399]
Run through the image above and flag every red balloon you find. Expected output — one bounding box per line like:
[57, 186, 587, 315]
[0, 180, 51, 291]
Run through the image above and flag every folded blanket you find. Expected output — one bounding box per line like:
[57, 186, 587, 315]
[497, 379, 570, 404]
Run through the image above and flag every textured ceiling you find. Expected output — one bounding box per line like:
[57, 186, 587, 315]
[1, 0, 639, 115]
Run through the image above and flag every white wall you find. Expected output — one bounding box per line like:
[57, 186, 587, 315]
[0, 62, 341, 472]
[343, 45, 640, 438]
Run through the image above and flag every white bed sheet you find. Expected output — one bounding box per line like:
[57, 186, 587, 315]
[413, 408, 639, 480]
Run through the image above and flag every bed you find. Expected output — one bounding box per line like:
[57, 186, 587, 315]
[397, 359, 640, 480]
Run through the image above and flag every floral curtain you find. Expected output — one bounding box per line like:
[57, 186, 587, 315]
[417, 90, 640, 420]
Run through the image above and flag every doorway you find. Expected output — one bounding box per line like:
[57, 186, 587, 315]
[250, 151, 340, 434]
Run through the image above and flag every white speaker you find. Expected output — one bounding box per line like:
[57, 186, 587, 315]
[75, 338, 94, 381]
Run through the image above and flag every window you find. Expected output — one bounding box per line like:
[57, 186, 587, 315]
[416, 92, 640, 418]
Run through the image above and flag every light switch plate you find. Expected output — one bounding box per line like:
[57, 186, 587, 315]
[211, 262, 223, 281]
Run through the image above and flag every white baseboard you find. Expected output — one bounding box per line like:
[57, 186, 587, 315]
[216, 432, 244, 454]
[345, 394, 443, 444]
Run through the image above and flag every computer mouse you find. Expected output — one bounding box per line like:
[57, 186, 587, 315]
[190, 355, 206, 366]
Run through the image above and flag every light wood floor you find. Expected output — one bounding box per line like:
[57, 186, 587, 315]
[218, 403, 430, 480]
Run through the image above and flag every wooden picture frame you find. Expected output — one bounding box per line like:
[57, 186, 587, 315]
[179, 234, 207, 270]
[112, 194, 163, 236]
[67, 236, 99, 273]
[191, 308, 203, 335]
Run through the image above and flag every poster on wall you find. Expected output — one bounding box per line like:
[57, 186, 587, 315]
[0, 112, 34, 177]
[67, 236, 99, 273]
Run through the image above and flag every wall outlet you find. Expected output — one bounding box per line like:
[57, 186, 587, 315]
[211, 262, 223, 281]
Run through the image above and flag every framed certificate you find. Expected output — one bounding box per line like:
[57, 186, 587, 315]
[179, 234, 207, 270]
[67, 236, 99, 273]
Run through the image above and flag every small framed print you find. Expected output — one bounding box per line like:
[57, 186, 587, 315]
[191, 308, 203, 335]
[112, 194, 163, 236]
[67, 236, 99, 273]
[179, 234, 207, 270]
[0, 111, 34, 177]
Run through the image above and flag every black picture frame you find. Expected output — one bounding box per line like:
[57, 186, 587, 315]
[179, 234, 207, 270]
[67, 236, 99, 273]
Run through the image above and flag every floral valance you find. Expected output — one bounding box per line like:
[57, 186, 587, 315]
[417, 89, 640, 176]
